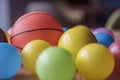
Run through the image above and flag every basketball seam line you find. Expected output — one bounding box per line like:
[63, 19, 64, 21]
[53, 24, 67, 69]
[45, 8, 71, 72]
[14, 46, 22, 50]
[11, 28, 63, 40]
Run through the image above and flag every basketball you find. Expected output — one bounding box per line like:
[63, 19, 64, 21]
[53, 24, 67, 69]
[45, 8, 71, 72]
[10, 12, 63, 51]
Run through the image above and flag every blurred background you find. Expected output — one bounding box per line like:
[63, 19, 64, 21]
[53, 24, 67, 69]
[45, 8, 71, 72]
[0, 0, 120, 30]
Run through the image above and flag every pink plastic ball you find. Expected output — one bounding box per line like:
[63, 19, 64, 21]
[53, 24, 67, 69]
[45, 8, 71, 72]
[109, 40, 120, 75]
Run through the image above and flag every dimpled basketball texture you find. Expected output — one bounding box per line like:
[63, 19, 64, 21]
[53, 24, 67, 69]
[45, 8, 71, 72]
[10, 12, 63, 51]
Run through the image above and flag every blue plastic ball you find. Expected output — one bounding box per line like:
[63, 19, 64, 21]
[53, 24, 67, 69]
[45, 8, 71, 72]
[94, 32, 115, 47]
[0, 43, 22, 79]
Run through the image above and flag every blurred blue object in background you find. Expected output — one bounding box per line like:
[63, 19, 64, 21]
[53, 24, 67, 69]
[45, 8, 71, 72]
[63, 27, 68, 32]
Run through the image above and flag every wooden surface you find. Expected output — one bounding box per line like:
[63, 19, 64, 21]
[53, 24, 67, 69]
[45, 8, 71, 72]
[12, 67, 120, 80]
[12, 30, 120, 80]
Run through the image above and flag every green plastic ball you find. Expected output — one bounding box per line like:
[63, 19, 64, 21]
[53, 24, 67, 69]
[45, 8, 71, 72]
[36, 47, 76, 80]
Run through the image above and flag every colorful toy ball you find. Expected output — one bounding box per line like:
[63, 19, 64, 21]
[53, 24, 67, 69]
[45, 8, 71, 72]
[58, 25, 97, 58]
[0, 28, 8, 42]
[22, 40, 51, 74]
[0, 43, 22, 79]
[10, 11, 63, 51]
[109, 40, 120, 75]
[76, 43, 115, 80]
[93, 27, 114, 38]
[94, 32, 115, 47]
[4, 31, 11, 43]
[36, 47, 76, 80]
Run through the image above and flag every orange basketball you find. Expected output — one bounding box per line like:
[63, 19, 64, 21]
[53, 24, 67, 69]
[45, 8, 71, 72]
[10, 12, 63, 51]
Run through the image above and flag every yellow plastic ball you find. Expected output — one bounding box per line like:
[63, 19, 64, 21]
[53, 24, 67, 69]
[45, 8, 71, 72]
[4, 31, 11, 43]
[22, 40, 51, 74]
[76, 43, 115, 80]
[58, 25, 97, 58]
